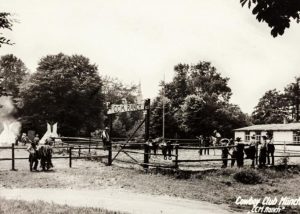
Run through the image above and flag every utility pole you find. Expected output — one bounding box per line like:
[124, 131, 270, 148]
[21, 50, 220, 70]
[295, 78, 300, 122]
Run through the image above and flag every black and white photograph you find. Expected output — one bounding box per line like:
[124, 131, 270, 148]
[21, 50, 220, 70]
[1, 0, 300, 213]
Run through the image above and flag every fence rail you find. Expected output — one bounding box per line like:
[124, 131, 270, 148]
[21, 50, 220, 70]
[1, 138, 300, 171]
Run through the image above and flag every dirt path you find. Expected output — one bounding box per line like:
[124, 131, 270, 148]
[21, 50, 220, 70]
[0, 188, 239, 214]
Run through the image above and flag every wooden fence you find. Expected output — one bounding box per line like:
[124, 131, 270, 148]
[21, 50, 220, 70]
[1, 138, 300, 171]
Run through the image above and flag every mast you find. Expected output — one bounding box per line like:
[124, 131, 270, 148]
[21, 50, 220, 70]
[162, 74, 165, 140]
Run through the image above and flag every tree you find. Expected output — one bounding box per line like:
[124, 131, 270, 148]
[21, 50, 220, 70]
[19, 53, 105, 136]
[152, 61, 248, 138]
[102, 76, 143, 136]
[0, 54, 28, 98]
[284, 77, 300, 121]
[0, 13, 14, 47]
[240, 0, 300, 37]
[252, 89, 289, 124]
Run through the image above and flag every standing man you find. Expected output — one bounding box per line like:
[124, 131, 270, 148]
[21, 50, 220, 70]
[27, 141, 38, 171]
[259, 136, 268, 167]
[267, 133, 275, 166]
[236, 137, 245, 168]
[101, 127, 110, 149]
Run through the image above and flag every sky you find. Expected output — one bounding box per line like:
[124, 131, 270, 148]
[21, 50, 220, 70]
[1, 0, 300, 114]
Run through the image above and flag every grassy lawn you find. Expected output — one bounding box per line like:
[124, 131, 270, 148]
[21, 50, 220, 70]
[0, 197, 125, 214]
[1, 148, 300, 213]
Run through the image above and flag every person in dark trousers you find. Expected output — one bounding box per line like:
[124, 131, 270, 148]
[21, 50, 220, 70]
[230, 146, 238, 167]
[27, 142, 38, 171]
[160, 140, 167, 160]
[245, 135, 256, 168]
[267, 133, 275, 165]
[236, 137, 245, 168]
[204, 136, 210, 155]
[101, 127, 110, 149]
[166, 141, 173, 160]
[197, 135, 204, 156]
[221, 142, 229, 168]
[259, 136, 268, 167]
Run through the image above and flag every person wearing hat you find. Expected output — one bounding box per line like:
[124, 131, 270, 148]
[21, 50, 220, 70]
[259, 136, 268, 167]
[101, 127, 110, 149]
[221, 141, 229, 168]
[245, 135, 257, 168]
[235, 137, 245, 168]
[267, 133, 275, 166]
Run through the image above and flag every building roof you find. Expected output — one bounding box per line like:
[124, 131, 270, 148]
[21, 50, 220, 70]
[234, 123, 300, 131]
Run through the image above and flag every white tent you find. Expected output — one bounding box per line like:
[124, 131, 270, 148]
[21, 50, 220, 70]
[0, 121, 21, 146]
[39, 123, 59, 144]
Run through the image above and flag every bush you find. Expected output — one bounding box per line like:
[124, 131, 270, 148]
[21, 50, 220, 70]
[233, 169, 263, 184]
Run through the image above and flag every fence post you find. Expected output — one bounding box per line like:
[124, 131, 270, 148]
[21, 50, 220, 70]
[143, 99, 150, 170]
[107, 142, 112, 166]
[174, 145, 179, 169]
[144, 143, 149, 170]
[69, 147, 73, 168]
[78, 145, 81, 157]
[11, 143, 15, 171]
[88, 138, 91, 154]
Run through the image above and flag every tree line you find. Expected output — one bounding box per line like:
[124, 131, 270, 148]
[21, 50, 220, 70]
[252, 78, 300, 124]
[0, 53, 252, 138]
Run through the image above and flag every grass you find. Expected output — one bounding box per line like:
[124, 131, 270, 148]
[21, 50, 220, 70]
[1, 148, 300, 213]
[0, 197, 126, 214]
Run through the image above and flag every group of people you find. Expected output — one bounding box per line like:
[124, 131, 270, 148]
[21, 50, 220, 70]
[221, 132, 275, 168]
[24, 133, 54, 172]
[197, 130, 222, 155]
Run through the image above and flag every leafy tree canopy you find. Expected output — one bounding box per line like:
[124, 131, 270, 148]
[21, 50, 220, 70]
[151, 61, 248, 138]
[0, 54, 28, 98]
[241, 0, 300, 37]
[252, 89, 288, 124]
[0, 13, 14, 47]
[19, 53, 104, 136]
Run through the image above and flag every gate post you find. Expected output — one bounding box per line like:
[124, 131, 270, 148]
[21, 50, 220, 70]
[107, 114, 113, 166]
[143, 99, 150, 170]
[11, 143, 15, 171]
[69, 147, 73, 168]
[174, 144, 179, 169]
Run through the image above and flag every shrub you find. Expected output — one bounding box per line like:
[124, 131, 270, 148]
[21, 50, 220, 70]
[233, 169, 263, 184]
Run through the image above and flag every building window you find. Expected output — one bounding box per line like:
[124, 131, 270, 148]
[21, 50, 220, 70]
[293, 131, 300, 143]
[255, 131, 261, 143]
[245, 131, 250, 142]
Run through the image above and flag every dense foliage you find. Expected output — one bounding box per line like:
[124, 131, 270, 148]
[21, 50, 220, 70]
[0, 13, 14, 47]
[252, 77, 300, 123]
[240, 0, 300, 37]
[150, 61, 250, 138]
[19, 53, 105, 136]
[0, 54, 28, 98]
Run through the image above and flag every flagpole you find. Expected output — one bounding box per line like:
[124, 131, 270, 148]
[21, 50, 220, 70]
[162, 73, 165, 141]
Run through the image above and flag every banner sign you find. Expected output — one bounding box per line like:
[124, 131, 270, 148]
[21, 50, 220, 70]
[108, 103, 148, 114]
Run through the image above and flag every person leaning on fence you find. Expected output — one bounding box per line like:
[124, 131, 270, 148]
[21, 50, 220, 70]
[221, 141, 229, 168]
[259, 136, 268, 167]
[159, 140, 168, 160]
[166, 141, 173, 160]
[245, 135, 256, 168]
[203, 136, 210, 155]
[197, 135, 204, 156]
[267, 133, 275, 166]
[235, 137, 245, 168]
[230, 145, 238, 167]
[27, 141, 38, 171]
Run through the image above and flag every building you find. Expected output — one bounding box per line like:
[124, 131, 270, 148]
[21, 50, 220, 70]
[234, 123, 300, 144]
